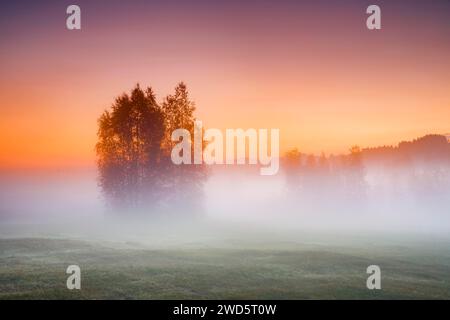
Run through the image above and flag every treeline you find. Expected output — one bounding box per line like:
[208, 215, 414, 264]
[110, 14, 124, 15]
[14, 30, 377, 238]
[282, 135, 450, 214]
[96, 83, 206, 215]
[362, 134, 450, 167]
[282, 146, 367, 212]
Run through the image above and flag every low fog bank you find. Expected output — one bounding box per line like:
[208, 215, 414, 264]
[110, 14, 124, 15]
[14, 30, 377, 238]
[205, 166, 450, 234]
[0, 162, 450, 244]
[0, 168, 102, 224]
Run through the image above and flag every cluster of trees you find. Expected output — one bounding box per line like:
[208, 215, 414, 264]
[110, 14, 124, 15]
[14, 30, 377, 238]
[361, 135, 450, 211]
[96, 83, 207, 216]
[282, 135, 450, 214]
[282, 146, 367, 212]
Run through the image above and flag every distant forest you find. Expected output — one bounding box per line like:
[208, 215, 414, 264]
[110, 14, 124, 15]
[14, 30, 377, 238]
[282, 135, 450, 214]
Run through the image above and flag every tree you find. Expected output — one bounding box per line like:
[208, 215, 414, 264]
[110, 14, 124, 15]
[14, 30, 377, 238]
[96, 84, 165, 211]
[318, 152, 330, 172]
[160, 82, 207, 213]
[344, 145, 367, 201]
[283, 148, 303, 191]
[161, 82, 196, 152]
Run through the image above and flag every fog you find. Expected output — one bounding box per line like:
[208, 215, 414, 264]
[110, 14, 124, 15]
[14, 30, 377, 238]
[1, 161, 449, 245]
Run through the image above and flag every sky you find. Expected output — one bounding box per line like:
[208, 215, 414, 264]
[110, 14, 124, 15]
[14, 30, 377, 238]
[0, 0, 449, 168]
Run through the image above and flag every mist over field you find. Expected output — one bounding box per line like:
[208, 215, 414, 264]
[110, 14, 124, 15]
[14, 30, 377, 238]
[1, 138, 449, 241]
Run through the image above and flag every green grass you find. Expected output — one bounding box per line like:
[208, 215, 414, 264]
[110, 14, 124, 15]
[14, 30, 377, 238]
[1, 237, 450, 299]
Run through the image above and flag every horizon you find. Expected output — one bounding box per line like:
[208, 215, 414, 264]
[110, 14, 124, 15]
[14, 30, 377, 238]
[0, 132, 448, 171]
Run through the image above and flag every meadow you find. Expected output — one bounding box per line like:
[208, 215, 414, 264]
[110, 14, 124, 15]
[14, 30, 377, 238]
[1, 229, 449, 299]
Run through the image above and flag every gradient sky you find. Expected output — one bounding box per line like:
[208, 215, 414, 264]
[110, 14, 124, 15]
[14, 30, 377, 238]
[0, 0, 449, 168]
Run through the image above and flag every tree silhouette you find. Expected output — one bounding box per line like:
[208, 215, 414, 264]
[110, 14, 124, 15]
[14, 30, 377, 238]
[345, 145, 367, 201]
[161, 82, 196, 152]
[160, 82, 207, 213]
[96, 85, 165, 210]
[96, 83, 207, 215]
[282, 148, 303, 193]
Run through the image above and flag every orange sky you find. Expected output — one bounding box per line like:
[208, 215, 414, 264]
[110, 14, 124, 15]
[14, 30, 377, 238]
[0, 0, 449, 168]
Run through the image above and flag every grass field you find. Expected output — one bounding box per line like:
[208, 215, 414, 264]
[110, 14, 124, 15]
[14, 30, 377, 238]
[1, 231, 450, 299]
